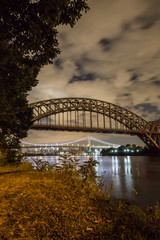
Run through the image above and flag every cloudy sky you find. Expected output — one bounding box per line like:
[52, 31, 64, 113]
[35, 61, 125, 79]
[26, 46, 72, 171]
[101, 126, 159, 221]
[25, 0, 160, 145]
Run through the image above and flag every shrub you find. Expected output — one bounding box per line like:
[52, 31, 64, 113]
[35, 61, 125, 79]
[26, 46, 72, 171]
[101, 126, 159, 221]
[0, 149, 21, 166]
[17, 161, 33, 171]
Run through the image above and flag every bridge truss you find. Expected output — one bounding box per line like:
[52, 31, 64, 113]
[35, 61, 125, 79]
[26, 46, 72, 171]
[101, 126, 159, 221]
[30, 98, 160, 150]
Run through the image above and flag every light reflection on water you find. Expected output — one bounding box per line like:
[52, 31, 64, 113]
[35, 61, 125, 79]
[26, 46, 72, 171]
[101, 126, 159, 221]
[25, 155, 160, 208]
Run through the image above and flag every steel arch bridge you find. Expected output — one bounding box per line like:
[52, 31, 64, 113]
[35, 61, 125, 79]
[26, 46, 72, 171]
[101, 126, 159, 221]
[30, 97, 160, 150]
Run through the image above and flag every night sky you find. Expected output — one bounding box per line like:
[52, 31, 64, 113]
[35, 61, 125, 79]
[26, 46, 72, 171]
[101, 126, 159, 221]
[25, 0, 160, 145]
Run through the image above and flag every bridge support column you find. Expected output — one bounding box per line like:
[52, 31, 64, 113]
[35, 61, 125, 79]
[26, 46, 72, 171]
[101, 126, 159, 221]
[87, 136, 92, 155]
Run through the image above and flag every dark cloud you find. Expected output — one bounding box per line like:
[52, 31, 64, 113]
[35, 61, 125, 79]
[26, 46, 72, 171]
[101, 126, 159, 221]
[122, 22, 130, 32]
[153, 80, 160, 86]
[130, 74, 139, 82]
[141, 113, 148, 119]
[68, 57, 99, 84]
[77, 55, 98, 65]
[134, 103, 159, 114]
[117, 94, 131, 102]
[122, 93, 131, 97]
[98, 38, 112, 51]
[68, 73, 97, 84]
[122, 10, 160, 33]
[149, 76, 160, 85]
[150, 76, 157, 81]
[75, 60, 83, 73]
[74, 57, 94, 74]
[127, 68, 135, 72]
[54, 58, 63, 70]
[58, 32, 74, 49]
[136, 14, 160, 30]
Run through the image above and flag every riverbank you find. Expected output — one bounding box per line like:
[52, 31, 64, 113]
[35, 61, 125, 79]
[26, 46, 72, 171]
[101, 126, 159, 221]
[101, 152, 160, 156]
[0, 164, 160, 239]
[23, 151, 160, 157]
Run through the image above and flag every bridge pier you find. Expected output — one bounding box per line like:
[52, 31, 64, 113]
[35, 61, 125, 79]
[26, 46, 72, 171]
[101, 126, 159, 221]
[87, 136, 92, 155]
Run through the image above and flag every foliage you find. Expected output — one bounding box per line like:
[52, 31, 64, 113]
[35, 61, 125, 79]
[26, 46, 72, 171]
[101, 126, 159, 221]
[32, 158, 51, 171]
[79, 158, 98, 181]
[0, 148, 21, 166]
[54, 155, 101, 187]
[0, 164, 160, 239]
[33, 155, 99, 183]
[101, 144, 146, 156]
[17, 161, 33, 171]
[0, 0, 89, 163]
[59, 154, 80, 172]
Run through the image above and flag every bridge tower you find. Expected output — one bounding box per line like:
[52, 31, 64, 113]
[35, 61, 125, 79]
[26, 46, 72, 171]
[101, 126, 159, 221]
[87, 136, 92, 155]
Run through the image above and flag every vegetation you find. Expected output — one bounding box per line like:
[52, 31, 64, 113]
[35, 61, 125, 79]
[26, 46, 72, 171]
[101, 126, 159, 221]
[101, 144, 159, 156]
[0, 0, 89, 164]
[0, 157, 160, 239]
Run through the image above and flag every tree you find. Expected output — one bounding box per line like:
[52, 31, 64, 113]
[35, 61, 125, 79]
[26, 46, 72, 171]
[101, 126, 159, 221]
[0, 0, 89, 164]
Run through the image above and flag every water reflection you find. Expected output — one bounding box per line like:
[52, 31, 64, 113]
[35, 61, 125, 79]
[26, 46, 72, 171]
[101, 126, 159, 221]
[124, 156, 133, 194]
[95, 156, 133, 201]
[25, 155, 160, 208]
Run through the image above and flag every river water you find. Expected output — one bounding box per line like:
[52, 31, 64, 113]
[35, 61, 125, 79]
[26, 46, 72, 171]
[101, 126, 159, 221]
[26, 155, 160, 208]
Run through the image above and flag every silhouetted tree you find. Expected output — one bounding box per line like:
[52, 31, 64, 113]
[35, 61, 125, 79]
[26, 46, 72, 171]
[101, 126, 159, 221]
[0, 0, 89, 164]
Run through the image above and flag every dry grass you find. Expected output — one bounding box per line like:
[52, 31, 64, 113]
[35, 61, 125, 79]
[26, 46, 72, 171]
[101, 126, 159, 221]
[0, 164, 160, 239]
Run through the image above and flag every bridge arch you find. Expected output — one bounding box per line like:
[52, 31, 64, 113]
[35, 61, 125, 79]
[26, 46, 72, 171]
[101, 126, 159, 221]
[30, 97, 160, 150]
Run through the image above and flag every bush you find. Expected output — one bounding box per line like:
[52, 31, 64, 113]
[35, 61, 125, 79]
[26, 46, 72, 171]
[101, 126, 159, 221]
[0, 149, 21, 166]
[17, 162, 33, 171]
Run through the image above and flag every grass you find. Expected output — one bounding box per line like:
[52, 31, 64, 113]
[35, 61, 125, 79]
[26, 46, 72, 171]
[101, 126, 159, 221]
[0, 162, 160, 239]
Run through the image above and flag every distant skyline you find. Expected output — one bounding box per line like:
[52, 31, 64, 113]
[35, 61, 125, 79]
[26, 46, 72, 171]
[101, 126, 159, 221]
[25, 0, 160, 145]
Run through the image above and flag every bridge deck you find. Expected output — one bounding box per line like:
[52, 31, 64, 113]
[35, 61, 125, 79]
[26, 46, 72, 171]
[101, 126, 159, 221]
[31, 124, 145, 134]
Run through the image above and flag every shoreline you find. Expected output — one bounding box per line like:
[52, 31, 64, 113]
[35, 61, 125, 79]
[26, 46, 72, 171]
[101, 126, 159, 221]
[23, 153, 160, 156]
